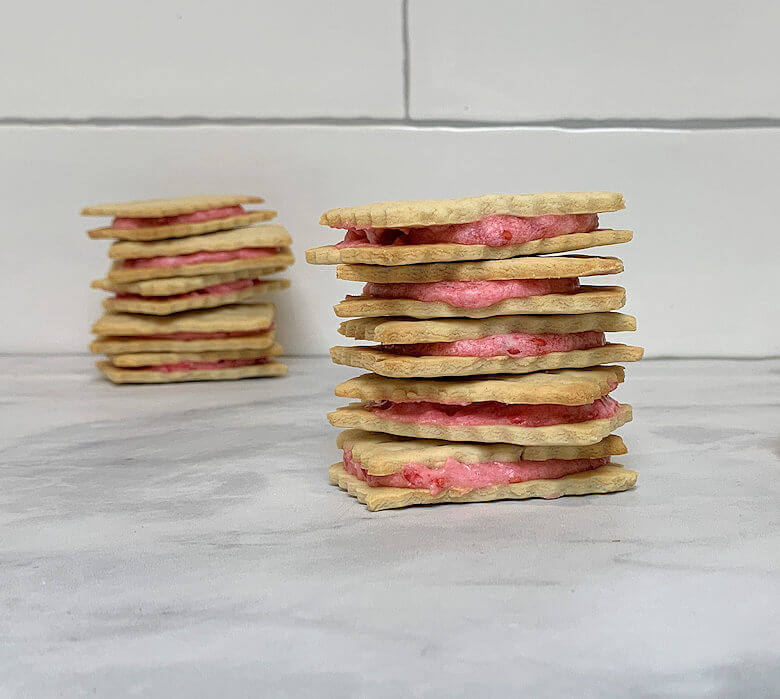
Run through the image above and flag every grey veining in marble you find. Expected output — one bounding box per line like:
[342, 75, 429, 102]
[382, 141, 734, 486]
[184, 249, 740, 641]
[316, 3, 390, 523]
[1, 357, 778, 698]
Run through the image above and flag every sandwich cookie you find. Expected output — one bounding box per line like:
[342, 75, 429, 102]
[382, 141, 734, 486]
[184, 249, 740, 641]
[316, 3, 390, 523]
[90, 304, 276, 354]
[92, 272, 290, 315]
[83, 194, 276, 241]
[97, 343, 286, 384]
[331, 430, 635, 510]
[106, 225, 294, 282]
[332, 255, 625, 319]
[308, 191, 630, 265]
[328, 366, 632, 446]
[97, 354, 286, 384]
[332, 312, 643, 377]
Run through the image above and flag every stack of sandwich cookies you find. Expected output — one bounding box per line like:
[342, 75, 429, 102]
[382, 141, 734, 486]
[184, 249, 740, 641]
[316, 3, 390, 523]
[84, 195, 294, 384]
[308, 191, 643, 510]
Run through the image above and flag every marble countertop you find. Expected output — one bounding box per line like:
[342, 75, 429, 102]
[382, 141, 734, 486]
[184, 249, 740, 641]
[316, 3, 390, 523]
[1, 356, 778, 697]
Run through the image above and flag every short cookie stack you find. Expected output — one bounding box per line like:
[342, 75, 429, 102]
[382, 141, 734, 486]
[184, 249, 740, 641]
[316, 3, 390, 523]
[307, 192, 643, 511]
[84, 195, 294, 384]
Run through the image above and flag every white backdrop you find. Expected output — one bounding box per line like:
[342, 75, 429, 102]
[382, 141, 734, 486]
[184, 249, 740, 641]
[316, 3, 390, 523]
[2, 0, 779, 357]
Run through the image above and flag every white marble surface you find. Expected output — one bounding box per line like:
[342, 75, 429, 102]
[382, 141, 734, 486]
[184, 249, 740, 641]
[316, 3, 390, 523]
[1, 356, 778, 697]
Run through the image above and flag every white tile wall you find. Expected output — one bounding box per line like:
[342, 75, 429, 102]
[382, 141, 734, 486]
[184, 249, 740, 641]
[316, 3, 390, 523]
[409, 0, 780, 121]
[3, 2, 779, 358]
[0, 1, 404, 118]
[1, 126, 778, 357]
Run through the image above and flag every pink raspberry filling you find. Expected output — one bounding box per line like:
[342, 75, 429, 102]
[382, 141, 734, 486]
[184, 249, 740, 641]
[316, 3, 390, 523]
[130, 329, 271, 341]
[336, 213, 598, 248]
[364, 278, 580, 308]
[384, 330, 606, 357]
[113, 205, 246, 229]
[129, 357, 269, 373]
[343, 449, 609, 496]
[121, 247, 280, 269]
[366, 395, 620, 427]
[116, 279, 263, 301]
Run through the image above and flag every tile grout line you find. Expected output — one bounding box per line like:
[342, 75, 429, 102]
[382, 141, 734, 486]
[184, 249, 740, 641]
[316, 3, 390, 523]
[402, 0, 411, 119]
[1, 117, 780, 130]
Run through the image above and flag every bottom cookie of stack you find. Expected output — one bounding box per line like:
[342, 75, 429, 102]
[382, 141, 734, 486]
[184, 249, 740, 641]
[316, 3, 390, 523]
[97, 346, 286, 384]
[90, 304, 287, 384]
[330, 430, 636, 511]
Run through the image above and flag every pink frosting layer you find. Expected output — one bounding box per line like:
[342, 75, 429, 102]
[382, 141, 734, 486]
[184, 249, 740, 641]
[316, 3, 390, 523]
[364, 278, 579, 308]
[366, 395, 620, 427]
[113, 205, 246, 229]
[385, 330, 606, 357]
[131, 357, 269, 373]
[343, 449, 609, 495]
[336, 213, 598, 248]
[116, 279, 262, 301]
[131, 329, 271, 341]
[121, 247, 280, 269]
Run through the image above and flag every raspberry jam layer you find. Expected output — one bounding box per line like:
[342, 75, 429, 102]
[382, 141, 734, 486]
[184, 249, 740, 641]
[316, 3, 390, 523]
[113, 205, 246, 230]
[364, 278, 580, 309]
[343, 449, 609, 496]
[336, 213, 598, 248]
[366, 395, 620, 427]
[130, 329, 270, 341]
[121, 247, 280, 269]
[116, 279, 263, 301]
[384, 331, 606, 357]
[130, 357, 268, 373]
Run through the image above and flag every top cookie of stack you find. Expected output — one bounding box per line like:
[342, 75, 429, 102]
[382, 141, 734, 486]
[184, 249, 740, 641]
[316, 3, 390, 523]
[84, 194, 275, 241]
[307, 191, 632, 265]
[84, 195, 294, 384]
[307, 191, 643, 511]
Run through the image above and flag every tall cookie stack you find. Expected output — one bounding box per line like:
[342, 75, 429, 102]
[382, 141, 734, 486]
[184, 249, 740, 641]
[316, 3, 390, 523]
[307, 192, 643, 511]
[83, 195, 294, 384]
